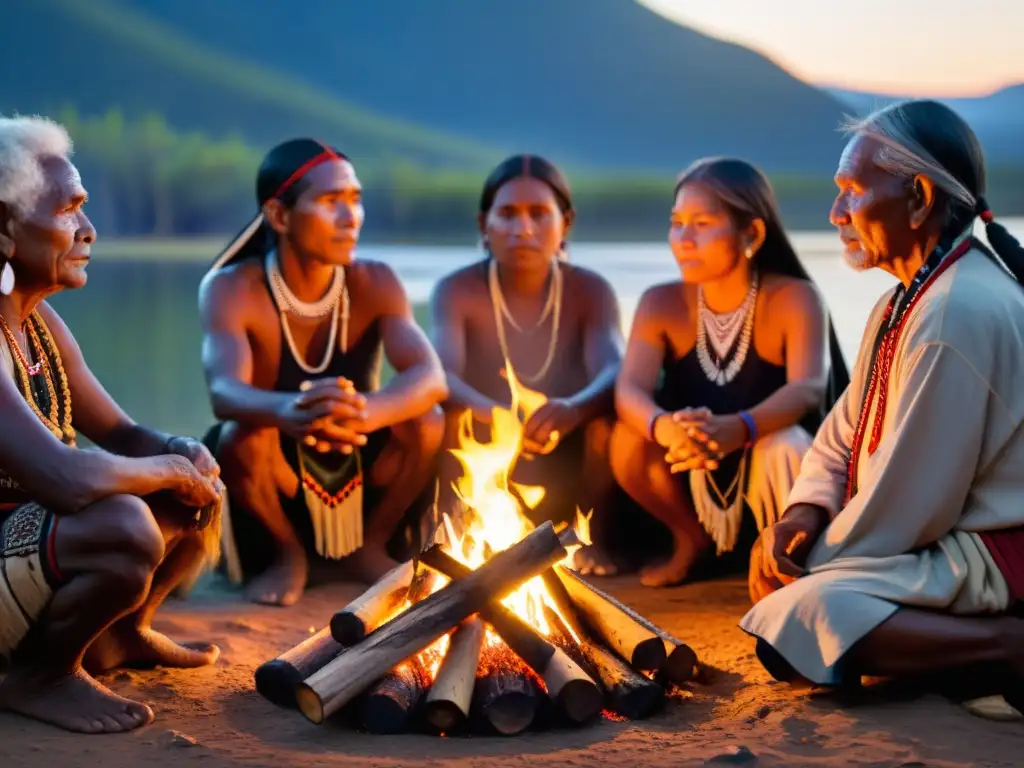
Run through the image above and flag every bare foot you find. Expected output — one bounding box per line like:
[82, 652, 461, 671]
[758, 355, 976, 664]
[344, 544, 399, 585]
[0, 665, 154, 734]
[85, 625, 220, 675]
[640, 534, 706, 587]
[245, 551, 307, 606]
[573, 545, 619, 577]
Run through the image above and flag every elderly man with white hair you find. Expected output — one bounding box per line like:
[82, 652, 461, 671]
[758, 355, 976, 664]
[743, 99, 1024, 709]
[0, 115, 223, 734]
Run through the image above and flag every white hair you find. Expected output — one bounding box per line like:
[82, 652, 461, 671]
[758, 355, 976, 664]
[0, 115, 74, 218]
[840, 104, 976, 211]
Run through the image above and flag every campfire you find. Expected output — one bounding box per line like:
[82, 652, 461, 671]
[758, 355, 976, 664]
[254, 367, 699, 736]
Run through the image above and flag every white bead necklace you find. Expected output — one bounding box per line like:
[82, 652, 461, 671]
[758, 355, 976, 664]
[488, 258, 562, 385]
[266, 251, 350, 375]
[695, 271, 758, 387]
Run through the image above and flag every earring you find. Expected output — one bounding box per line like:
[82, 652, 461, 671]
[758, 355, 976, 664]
[0, 260, 13, 296]
[744, 246, 755, 260]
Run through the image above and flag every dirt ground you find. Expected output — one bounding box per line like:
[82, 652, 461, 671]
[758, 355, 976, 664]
[1, 573, 1022, 768]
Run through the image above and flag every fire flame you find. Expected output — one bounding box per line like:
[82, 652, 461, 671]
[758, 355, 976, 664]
[439, 363, 592, 642]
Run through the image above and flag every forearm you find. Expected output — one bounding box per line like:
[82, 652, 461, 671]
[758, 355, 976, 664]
[97, 422, 174, 458]
[365, 364, 448, 429]
[19, 447, 175, 515]
[210, 378, 293, 429]
[565, 364, 617, 424]
[440, 371, 502, 419]
[745, 380, 825, 438]
[615, 380, 664, 444]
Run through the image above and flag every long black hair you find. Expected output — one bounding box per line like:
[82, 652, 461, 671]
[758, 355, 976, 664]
[209, 138, 349, 272]
[675, 156, 851, 426]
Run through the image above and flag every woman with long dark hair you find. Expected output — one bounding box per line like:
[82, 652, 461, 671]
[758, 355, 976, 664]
[612, 157, 849, 588]
[430, 155, 623, 570]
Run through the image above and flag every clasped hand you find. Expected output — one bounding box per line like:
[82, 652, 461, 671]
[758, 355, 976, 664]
[278, 376, 372, 454]
[658, 407, 748, 473]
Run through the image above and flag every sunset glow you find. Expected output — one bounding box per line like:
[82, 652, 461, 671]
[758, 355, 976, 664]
[638, 0, 1024, 96]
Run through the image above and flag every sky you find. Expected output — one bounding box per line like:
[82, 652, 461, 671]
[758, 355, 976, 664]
[638, 0, 1024, 96]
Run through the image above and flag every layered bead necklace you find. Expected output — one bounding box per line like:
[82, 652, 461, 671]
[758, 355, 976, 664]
[265, 251, 350, 374]
[488, 257, 562, 385]
[0, 311, 75, 444]
[695, 271, 759, 387]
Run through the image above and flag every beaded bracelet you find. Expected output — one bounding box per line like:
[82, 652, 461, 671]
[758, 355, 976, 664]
[648, 409, 667, 442]
[738, 411, 758, 447]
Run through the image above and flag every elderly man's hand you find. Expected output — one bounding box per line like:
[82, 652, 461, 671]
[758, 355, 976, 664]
[165, 435, 220, 483]
[753, 504, 828, 592]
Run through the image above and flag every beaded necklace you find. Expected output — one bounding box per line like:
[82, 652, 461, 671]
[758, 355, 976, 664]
[488, 257, 562, 384]
[0, 311, 75, 444]
[843, 234, 972, 505]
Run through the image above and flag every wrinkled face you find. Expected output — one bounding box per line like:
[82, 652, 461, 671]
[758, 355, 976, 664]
[280, 159, 364, 266]
[668, 183, 747, 283]
[830, 135, 915, 271]
[4, 155, 95, 293]
[481, 177, 567, 273]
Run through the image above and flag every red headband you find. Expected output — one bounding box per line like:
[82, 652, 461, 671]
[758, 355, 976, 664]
[271, 143, 343, 201]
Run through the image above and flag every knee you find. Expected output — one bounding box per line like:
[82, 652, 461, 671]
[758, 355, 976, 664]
[755, 426, 813, 464]
[608, 420, 648, 485]
[583, 415, 614, 459]
[93, 495, 165, 594]
[393, 405, 446, 458]
[217, 422, 277, 479]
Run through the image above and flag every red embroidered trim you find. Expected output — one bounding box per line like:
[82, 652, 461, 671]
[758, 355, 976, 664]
[844, 239, 972, 506]
[302, 472, 363, 506]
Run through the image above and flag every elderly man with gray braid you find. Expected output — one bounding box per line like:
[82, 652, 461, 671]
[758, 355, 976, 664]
[742, 99, 1024, 713]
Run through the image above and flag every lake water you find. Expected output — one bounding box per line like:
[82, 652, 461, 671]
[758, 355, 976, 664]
[48, 218, 1024, 439]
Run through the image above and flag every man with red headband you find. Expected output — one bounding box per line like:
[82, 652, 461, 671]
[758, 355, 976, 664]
[199, 139, 447, 605]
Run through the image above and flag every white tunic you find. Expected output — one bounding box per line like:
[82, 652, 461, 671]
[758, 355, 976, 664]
[740, 247, 1024, 684]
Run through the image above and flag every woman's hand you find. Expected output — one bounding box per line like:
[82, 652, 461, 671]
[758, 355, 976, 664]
[522, 399, 582, 456]
[672, 411, 750, 461]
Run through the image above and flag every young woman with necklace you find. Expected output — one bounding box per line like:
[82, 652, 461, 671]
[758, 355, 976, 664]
[429, 155, 624, 573]
[612, 157, 849, 588]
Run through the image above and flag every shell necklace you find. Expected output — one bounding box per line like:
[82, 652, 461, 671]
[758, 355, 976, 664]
[488, 257, 562, 385]
[266, 251, 350, 375]
[695, 271, 759, 386]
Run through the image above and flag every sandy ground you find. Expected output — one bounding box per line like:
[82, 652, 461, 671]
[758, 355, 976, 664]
[2, 573, 1022, 768]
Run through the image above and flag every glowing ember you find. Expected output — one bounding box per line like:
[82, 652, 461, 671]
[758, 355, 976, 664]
[441, 362, 592, 641]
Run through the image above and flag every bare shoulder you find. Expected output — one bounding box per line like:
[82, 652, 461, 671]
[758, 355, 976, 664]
[561, 263, 616, 300]
[198, 257, 268, 322]
[430, 260, 488, 308]
[35, 301, 78, 353]
[638, 280, 685, 316]
[761, 273, 825, 322]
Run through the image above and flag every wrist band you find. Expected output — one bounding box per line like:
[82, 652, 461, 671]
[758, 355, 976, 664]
[738, 411, 758, 447]
[648, 410, 666, 442]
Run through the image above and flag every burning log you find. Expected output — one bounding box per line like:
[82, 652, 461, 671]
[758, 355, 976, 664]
[472, 638, 540, 736]
[424, 618, 486, 733]
[358, 657, 430, 734]
[418, 545, 602, 725]
[295, 521, 567, 724]
[330, 559, 416, 645]
[555, 565, 697, 683]
[254, 626, 346, 709]
[541, 600, 664, 721]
